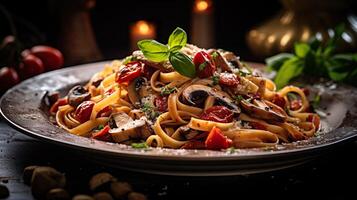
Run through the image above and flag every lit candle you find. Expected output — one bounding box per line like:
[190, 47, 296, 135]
[191, 0, 214, 48]
[130, 20, 156, 51]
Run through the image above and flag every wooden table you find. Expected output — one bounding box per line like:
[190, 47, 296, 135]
[1, 118, 357, 200]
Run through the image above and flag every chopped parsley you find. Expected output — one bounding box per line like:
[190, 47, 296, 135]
[199, 61, 208, 71]
[211, 51, 219, 59]
[141, 102, 160, 120]
[97, 125, 104, 130]
[122, 55, 136, 65]
[161, 86, 177, 96]
[131, 142, 149, 149]
[212, 75, 220, 85]
[233, 95, 244, 104]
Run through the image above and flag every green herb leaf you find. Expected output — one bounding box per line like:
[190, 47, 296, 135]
[212, 75, 219, 85]
[123, 56, 134, 65]
[265, 53, 293, 71]
[169, 52, 196, 78]
[199, 61, 208, 71]
[168, 27, 187, 50]
[131, 142, 149, 149]
[137, 40, 169, 62]
[274, 57, 304, 89]
[294, 43, 310, 58]
[161, 86, 177, 96]
[97, 125, 104, 130]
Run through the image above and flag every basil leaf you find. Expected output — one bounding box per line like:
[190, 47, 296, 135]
[265, 53, 293, 71]
[168, 27, 187, 50]
[169, 52, 196, 78]
[137, 40, 169, 62]
[295, 43, 310, 58]
[328, 70, 349, 81]
[274, 57, 303, 89]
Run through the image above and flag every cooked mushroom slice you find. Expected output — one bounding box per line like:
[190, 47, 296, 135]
[67, 85, 91, 107]
[221, 51, 242, 69]
[182, 84, 240, 112]
[240, 99, 286, 122]
[108, 112, 146, 143]
[132, 50, 173, 72]
[127, 77, 146, 108]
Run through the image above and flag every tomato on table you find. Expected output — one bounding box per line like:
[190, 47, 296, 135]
[200, 106, 234, 123]
[193, 51, 216, 78]
[0, 67, 20, 92]
[205, 126, 232, 150]
[116, 61, 143, 84]
[75, 101, 95, 123]
[92, 125, 112, 142]
[19, 53, 44, 79]
[31, 45, 64, 71]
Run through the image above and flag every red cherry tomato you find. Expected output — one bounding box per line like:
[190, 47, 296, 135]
[154, 96, 168, 112]
[200, 106, 234, 123]
[92, 125, 113, 142]
[97, 106, 112, 118]
[75, 101, 95, 123]
[49, 98, 68, 114]
[205, 126, 232, 150]
[0, 67, 20, 92]
[219, 73, 240, 87]
[31, 45, 64, 71]
[19, 53, 44, 79]
[193, 51, 216, 78]
[116, 61, 143, 84]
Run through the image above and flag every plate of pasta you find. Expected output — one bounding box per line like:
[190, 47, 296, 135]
[1, 28, 357, 176]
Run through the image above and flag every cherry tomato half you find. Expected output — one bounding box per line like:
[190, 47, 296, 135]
[116, 61, 143, 84]
[205, 126, 232, 150]
[31, 45, 64, 71]
[49, 98, 68, 114]
[290, 99, 302, 111]
[219, 73, 240, 87]
[193, 51, 216, 78]
[19, 53, 44, 79]
[0, 67, 20, 92]
[271, 94, 286, 109]
[200, 106, 234, 123]
[75, 101, 95, 123]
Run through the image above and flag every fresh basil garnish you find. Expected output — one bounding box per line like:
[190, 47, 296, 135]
[169, 52, 196, 78]
[137, 27, 196, 78]
[168, 27, 187, 50]
[137, 40, 169, 62]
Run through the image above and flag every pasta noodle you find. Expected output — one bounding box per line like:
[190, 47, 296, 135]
[51, 44, 320, 150]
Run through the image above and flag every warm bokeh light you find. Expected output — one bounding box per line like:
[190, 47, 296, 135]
[194, 0, 212, 13]
[130, 20, 156, 51]
[136, 20, 150, 34]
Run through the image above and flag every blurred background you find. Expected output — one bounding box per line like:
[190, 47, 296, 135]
[1, 0, 357, 92]
[2, 0, 356, 61]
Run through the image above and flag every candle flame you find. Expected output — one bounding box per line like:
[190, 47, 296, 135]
[195, 0, 211, 12]
[136, 20, 150, 34]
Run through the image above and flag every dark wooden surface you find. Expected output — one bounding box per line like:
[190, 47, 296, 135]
[1, 117, 357, 200]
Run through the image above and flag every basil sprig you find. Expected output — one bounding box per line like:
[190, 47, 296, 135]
[266, 24, 357, 89]
[137, 27, 196, 78]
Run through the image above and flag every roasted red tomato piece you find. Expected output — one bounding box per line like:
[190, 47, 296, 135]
[75, 101, 95, 123]
[219, 72, 240, 87]
[193, 51, 216, 78]
[307, 114, 320, 131]
[92, 125, 112, 142]
[116, 61, 143, 84]
[290, 99, 302, 111]
[271, 94, 286, 108]
[205, 126, 232, 150]
[49, 98, 68, 114]
[200, 106, 234, 123]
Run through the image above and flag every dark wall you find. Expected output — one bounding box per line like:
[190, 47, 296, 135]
[1, 0, 283, 62]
